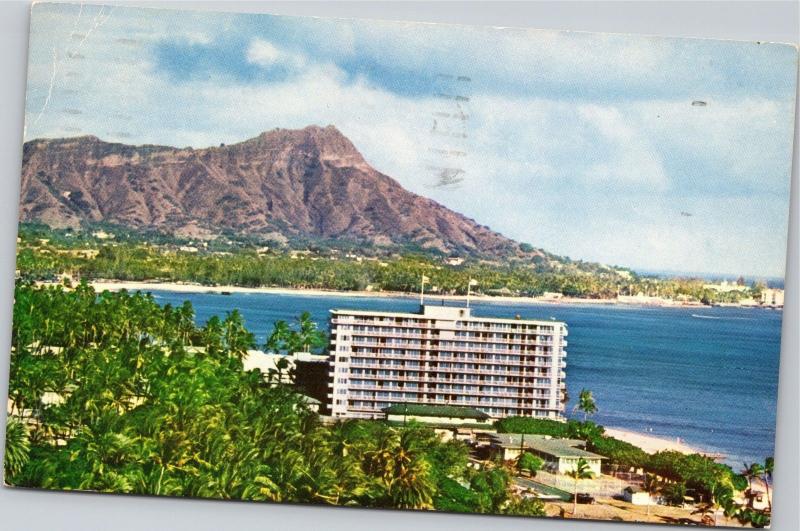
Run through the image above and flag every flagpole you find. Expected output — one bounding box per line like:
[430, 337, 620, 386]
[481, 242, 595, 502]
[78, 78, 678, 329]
[466, 279, 477, 308]
[420, 274, 425, 305]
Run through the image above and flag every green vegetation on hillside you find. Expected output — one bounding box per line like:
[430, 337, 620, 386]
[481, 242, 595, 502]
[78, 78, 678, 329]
[15, 224, 765, 303]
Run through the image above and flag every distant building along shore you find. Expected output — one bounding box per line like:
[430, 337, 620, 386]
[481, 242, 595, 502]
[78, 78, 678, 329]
[760, 288, 785, 308]
[327, 304, 568, 420]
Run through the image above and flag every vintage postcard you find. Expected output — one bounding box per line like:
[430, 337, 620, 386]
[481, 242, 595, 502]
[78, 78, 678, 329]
[5, 3, 797, 528]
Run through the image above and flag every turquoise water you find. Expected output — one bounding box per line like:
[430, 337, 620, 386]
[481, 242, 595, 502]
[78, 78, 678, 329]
[147, 290, 782, 468]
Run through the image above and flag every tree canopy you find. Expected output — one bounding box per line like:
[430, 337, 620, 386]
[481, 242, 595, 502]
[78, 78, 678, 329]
[15, 223, 758, 304]
[4, 281, 494, 512]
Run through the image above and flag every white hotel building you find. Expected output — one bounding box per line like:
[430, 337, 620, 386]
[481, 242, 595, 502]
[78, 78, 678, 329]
[327, 305, 568, 420]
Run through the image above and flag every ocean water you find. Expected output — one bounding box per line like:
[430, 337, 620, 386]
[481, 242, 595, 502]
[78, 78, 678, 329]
[146, 289, 782, 468]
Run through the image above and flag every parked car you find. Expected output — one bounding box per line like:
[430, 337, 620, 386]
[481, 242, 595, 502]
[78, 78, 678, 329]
[576, 493, 596, 504]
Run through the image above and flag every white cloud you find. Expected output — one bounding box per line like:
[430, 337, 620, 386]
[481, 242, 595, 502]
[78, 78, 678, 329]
[182, 31, 212, 45]
[577, 104, 668, 189]
[246, 38, 306, 69]
[625, 97, 795, 192]
[246, 38, 280, 66]
[21, 4, 795, 277]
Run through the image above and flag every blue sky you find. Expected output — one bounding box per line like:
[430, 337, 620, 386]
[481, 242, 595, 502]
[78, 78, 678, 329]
[24, 3, 798, 277]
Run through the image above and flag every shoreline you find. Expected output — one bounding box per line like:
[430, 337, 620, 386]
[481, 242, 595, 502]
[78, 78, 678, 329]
[37, 279, 733, 460]
[603, 427, 706, 455]
[74, 280, 770, 311]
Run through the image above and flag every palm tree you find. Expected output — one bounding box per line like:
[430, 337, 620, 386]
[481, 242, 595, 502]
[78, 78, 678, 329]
[742, 461, 766, 511]
[3, 419, 31, 480]
[267, 356, 293, 385]
[722, 495, 744, 523]
[573, 388, 598, 421]
[742, 462, 758, 494]
[762, 457, 773, 513]
[643, 471, 663, 516]
[265, 320, 291, 353]
[292, 312, 326, 353]
[747, 509, 771, 528]
[743, 462, 765, 509]
[691, 472, 735, 527]
[710, 481, 734, 526]
[566, 457, 595, 515]
[517, 452, 543, 477]
[222, 310, 255, 362]
[365, 426, 436, 509]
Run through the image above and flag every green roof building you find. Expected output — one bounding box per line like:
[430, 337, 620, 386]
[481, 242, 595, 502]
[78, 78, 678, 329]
[382, 403, 492, 426]
[491, 433, 605, 476]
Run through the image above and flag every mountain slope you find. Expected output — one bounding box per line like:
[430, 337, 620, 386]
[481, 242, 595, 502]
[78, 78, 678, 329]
[20, 125, 535, 258]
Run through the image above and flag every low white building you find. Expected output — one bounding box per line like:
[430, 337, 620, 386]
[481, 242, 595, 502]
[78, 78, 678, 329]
[703, 280, 748, 293]
[761, 288, 784, 307]
[490, 433, 605, 476]
[744, 485, 770, 511]
[623, 486, 652, 505]
[92, 230, 115, 240]
[243, 350, 327, 384]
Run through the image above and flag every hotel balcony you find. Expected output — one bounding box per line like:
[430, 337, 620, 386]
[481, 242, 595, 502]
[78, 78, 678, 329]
[342, 370, 556, 388]
[331, 318, 436, 329]
[332, 318, 560, 336]
[343, 331, 556, 347]
[454, 323, 559, 334]
[347, 358, 553, 372]
[347, 348, 556, 361]
[395, 374, 544, 386]
[340, 341, 557, 355]
[334, 330, 438, 340]
[347, 382, 552, 399]
[348, 365, 554, 379]
[340, 373, 555, 390]
[351, 395, 551, 407]
[346, 363, 553, 377]
[348, 350, 557, 368]
[346, 368, 553, 382]
[337, 328, 556, 345]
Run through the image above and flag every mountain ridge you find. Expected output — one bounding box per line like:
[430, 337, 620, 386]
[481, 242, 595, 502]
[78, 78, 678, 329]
[20, 125, 541, 260]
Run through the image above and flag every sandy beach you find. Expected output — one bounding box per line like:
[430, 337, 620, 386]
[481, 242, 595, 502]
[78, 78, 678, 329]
[604, 427, 702, 455]
[80, 279, 712, 309]
[88, 280, 428, 299]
